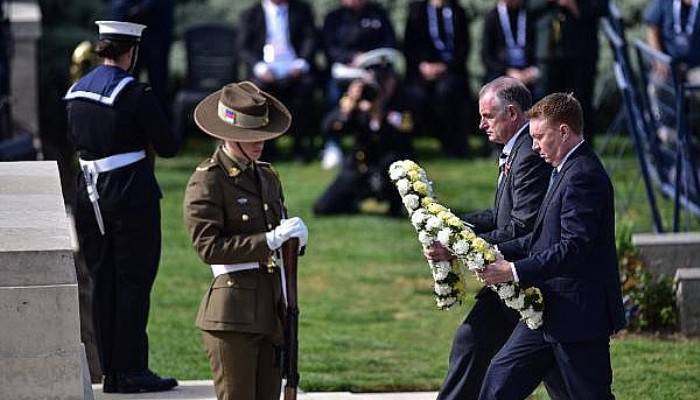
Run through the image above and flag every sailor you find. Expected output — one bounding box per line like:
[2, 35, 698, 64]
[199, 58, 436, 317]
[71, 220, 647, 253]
[64, 20, 179, 393]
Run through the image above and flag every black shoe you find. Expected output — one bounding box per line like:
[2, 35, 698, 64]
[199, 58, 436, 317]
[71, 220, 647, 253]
[111, 369, 178, 393]
[102, 374, 117, 393]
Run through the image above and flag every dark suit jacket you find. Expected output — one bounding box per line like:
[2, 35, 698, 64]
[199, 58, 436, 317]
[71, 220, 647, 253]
[527, 0, 607, 61]
[403, 0, 469, 83]
[480, 5, 536, 82]
[238, 0, 319, 77]
[501, 143, 626, 343]
[322, 2, 397, 65]
[465, 125, 551, 250]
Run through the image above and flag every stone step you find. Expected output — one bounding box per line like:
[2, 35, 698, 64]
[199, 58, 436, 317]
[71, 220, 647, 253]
[92, 380, 437, 400]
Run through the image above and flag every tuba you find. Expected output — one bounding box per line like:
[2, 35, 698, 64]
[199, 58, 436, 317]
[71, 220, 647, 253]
[69, 40, 98, 83]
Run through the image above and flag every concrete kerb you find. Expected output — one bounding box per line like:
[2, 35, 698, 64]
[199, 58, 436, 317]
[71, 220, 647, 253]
[92, 381, 437, 400]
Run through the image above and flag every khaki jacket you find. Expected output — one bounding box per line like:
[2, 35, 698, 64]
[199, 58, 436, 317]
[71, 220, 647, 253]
[183, 146, 285, 340]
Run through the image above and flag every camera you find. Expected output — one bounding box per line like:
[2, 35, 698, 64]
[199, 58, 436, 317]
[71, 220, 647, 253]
[359, 81, 380, 102]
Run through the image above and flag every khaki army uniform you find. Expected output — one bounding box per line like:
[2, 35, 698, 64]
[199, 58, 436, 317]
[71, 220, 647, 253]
[184, 146, 286, 400]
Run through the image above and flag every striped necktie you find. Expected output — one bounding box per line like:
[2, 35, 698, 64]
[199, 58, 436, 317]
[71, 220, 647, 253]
[497, 152, 508, 186]
[547, 168, 559, 193]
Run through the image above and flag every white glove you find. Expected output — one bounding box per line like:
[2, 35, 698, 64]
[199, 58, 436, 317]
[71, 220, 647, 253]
[265, 217, 308, 250]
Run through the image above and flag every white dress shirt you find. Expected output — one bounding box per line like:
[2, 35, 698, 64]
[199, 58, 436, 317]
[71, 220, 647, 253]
[254, 0, 309, 79]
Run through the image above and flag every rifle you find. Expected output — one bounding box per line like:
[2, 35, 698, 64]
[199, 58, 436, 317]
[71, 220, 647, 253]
[282, 238, 300, 400]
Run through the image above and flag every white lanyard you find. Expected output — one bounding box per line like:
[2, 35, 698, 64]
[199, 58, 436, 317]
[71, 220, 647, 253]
[674, 0, 699, 35]
[427, 2, 455, 61]
[497, 3, 526, 49]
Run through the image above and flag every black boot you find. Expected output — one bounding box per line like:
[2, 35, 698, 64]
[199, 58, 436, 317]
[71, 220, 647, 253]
[102, 374, 117, 393]
[110, 369, 178, 393]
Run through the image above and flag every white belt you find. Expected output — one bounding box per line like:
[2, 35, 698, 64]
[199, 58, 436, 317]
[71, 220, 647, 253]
[211, 254, 288, 306]
[210, 262, 260, 277]
[78, 150, 146, 174]
[78, 150, 147, 235]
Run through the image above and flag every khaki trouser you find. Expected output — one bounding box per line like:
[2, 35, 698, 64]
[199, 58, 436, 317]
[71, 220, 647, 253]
[202, 330, 281, 400]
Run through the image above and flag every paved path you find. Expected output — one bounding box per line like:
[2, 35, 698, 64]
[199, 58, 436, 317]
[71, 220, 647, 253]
[93, 380, 437, 400]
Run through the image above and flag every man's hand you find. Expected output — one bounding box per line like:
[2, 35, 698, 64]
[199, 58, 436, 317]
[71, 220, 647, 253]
[423, 243, 453, 262]
[477, 259, 515, 285]
[419, 62, 447, 81]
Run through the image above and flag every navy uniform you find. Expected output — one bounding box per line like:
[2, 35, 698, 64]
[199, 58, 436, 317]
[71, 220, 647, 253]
[64, 21, 179, 393]
[184, 81, 308, 400]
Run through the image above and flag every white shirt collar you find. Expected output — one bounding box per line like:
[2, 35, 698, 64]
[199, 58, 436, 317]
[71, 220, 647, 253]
[502, 121, 529, 156]
[556, 139, 585, 172]
[263, 0, 287, 13]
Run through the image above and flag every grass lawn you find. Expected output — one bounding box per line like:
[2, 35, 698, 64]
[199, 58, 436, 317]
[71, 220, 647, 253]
[147, 137, 700, 399]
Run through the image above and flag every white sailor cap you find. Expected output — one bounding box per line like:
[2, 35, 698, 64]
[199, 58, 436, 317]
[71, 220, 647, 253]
[355, 48, 403, 70]
[95, 21, 146, 43]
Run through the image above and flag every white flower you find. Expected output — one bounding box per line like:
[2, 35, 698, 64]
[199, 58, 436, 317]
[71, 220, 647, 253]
[439, 297, 457, 307]
[529, 314, 543, 329]
[434, 283, 452, 296]
[437, 228, 452, 246]
[525, 317, 541, 329]
[397, 179, 411, 196]
[521, 306, 537, 320]
[426, 216, 443, 231]
[431, 261, 451, 281]
[453, 240, 470, 255]
[418, 231, 434, 246]
[497, 284, 516, 299]
[466, 253, 484, 271]
[505, 295, 525, 310]
[403, 194, 420, 211]
[411, 209, 428, 229]
[389, 164, 407, 180]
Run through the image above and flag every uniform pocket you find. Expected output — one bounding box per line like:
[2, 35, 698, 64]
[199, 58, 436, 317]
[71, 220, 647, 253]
[204, 272, 258, 324]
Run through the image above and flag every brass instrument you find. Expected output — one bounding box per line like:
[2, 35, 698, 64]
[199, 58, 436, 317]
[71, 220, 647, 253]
[70, 40, 98, 83]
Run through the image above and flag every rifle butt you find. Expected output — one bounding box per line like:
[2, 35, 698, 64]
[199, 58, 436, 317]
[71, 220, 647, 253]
[284, 386, 297, 400]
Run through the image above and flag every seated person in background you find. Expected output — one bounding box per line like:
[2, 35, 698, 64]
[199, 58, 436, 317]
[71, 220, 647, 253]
[645, 0, 700, 81]
[321, 0, 397, 168]
[238, 0, 319, 162]
[481, 0, 539, 88]
[403, 0, 474, 159]
[313, 55, 415, 217]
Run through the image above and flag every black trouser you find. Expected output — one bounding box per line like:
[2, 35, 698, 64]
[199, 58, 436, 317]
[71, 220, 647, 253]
[406, 74, 474, 158]
[437, 289, 570, 400]
[76, 200, 161, 374]
[536, 59, 597, 138]
[254, 75, 317, 161]
[135, 28, 172, 113]
[480, 323, 613, 400]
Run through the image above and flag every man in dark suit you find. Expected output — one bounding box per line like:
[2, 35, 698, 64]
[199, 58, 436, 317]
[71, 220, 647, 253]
[427, 77, 566, 400]
[481, 0, 539, 87]
[527, 0, 607, 134]
[478, 93, 626, 399]
[238, 0, 319, 161]
[111, 0, 174, 110]
[403, 0, 474, 158]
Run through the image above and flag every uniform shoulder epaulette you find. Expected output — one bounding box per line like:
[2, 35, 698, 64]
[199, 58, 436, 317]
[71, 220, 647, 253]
[195, 158, 217, 172]
[256, 161, 280, 178]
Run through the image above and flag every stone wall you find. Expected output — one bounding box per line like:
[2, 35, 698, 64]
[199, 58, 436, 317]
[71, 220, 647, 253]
[0, 161, 90, 399]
